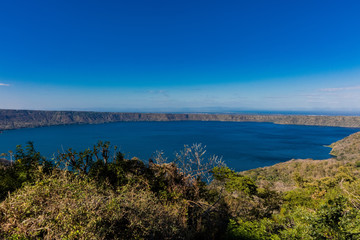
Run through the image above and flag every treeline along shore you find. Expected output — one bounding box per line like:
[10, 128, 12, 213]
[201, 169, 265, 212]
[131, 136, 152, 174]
[1, 109, 360, 131]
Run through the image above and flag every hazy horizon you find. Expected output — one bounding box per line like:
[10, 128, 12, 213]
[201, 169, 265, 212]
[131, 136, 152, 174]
[1, 1, 360, 113]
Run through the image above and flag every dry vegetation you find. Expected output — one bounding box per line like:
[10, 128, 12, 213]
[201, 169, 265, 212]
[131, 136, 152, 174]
[242, 131, 360, 192]
[1, 172, 188, 239]
[330, 131, 360, 161]
[1, 132, 360, 239]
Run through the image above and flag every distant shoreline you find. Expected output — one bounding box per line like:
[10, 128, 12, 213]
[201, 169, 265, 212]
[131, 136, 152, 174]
[1, 109, 360, 131]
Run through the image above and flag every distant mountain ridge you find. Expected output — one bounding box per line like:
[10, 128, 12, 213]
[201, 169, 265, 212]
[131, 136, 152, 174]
[1, 109, 360, 131]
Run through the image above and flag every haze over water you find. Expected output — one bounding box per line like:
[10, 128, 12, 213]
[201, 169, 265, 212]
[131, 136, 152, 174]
[0, 122, 358, 171]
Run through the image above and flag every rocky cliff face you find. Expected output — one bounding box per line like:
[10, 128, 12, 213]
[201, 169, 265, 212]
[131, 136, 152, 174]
[1, 109, 360, 131]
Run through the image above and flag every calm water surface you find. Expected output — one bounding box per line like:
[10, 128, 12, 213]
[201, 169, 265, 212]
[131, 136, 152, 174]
[0, 122, 358, 171]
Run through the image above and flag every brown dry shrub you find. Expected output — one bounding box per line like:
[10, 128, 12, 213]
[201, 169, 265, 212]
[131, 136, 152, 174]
[0, 171, 188, 240]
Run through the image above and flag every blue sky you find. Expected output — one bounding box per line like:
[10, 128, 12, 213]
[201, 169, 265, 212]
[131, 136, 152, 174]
[1, 0, 360, 113]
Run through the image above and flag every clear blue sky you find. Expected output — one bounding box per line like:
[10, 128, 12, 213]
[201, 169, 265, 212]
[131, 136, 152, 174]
[1, 0, 360, 113]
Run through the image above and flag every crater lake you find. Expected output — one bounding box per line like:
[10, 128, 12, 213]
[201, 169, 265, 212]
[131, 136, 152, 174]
[0, 121, 358, 171]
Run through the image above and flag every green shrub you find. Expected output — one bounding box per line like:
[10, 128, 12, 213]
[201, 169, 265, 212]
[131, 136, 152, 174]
[355, 161, 360, 168]
[226, 218, 280, 240]
[212, 166, 257, 195]
[0, 142, 53, 201]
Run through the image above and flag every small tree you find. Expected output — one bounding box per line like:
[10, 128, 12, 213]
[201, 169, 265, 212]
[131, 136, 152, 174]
[153, 150, 168, 165]
[175, 143, 225, 183]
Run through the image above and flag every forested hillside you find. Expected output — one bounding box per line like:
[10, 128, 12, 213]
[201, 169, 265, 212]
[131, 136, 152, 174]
[1, 132, 360, 239]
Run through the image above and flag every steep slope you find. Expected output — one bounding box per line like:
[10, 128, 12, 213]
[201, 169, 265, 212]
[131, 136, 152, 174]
[1, 109, 360, 131]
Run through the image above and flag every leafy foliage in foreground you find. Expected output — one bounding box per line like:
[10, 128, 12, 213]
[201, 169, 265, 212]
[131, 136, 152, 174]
[0, 142, 53, 201]
[1, 132, 360, 239]
[0, 143, 231, 239]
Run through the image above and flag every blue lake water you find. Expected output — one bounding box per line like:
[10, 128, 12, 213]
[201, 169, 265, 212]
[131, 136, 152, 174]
[0, 121, 358, 171]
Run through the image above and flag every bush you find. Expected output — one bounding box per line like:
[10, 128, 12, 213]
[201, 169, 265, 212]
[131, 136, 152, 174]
[355, 161, 360, 168]
[225, 218, 280, 240]
[0, 172, 188, 240]
[0, 142, 53, 201]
